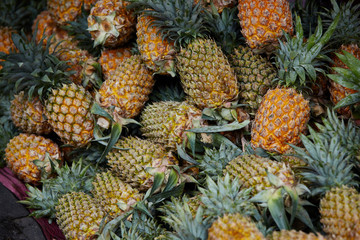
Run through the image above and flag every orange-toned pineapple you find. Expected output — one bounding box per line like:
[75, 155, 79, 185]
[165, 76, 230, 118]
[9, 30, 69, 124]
[237, 0, 293, 52]
[136, 13, 176, 75]
[0, 27, 15, 54]
[5, 133, 62, 185]
[99, 46, 132, 79]
[32, 10, 58, 45]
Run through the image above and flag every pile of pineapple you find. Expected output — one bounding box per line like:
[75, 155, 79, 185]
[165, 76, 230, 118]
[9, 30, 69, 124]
[1, 0, 360, 239]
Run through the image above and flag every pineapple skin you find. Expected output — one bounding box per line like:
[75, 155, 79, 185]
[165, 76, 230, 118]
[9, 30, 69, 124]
[99, 55, 155, 119]
[87, 0, 136, 47]
[32, 10, 58, 46]
[99, 47, 132, 80]
[320, 186, 360, 240]
[107, 136, 178, 191]
[251, 88, 310, 154]
[45, 83, 94, 148]
[5, 133, 62, 185]
[10, 92, 52, 135]
[228, 45, 276, 112]
[269, 230, 326, 240]
[237, 0, 293, 52]
[208, 213, 265, 240]
[136, 13, 176, 75]
[0, 27, 15, 54]
[140, 101, 204, 150]
[176, 38, 239, 109]
[56, 192, 107, 240]
[224, 154, 296, 195]
[91, 171, 143, 218]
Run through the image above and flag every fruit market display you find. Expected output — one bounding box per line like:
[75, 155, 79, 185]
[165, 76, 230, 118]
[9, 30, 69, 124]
[1, 0, 360, 239]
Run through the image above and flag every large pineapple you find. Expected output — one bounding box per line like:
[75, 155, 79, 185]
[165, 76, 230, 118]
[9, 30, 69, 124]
[4, 133, 62, 185]
[140, 101, 204, 150]
[87, 0, 136, 47]
[106, 136, 178, 191]
[91, 171, 143, 218]
[99, 46, 132, 80]
[208, 213, 265, 240]
[237, 0, 293, 53]
[55, 192, 107, 240]
[98, 54, 155, 120]
[251, 15, 339, 154]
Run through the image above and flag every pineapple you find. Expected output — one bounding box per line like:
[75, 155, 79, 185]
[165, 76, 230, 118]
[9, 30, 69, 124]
[55, 192, 107, 240]
[99, 46, 132, 80]
[228, 45, 276, 113]
[237, 0, 293, 53]
[10, 91, 52, 135]
[87, 0, 136, 48]
[91, 171, 143, 218]
[4, 133, 62, 185]
[208, 213, 265, 240]
[128, 0, 239, 110]
[98, 55, 155, 120]
[140, 101, 204, 150]
[0, 26, 15, 54]
[251, 15, 340, 154]
[136, 12, 176, 75]
[269, 230, 326, 240]
[31, 10, 57, 45]
[106, 136, 178, 191]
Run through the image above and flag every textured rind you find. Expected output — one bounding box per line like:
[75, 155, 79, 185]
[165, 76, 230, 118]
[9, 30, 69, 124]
[99, 47, 132, 79]
[251, 88, 310, 154]
[269, 230, 326, 240]
[10, 92, 52, 135]
[177, 38, 239, 109]
[228, 46, 276, 112]
[87, 0, 136, 47]
[320, 186, 360, 240]
[56, 192, 106, 240]
[136, 13, 176, 74]
[99, 55, 154, 119]
[31, 11, 58, 46]
[237, 0, 293, 51]
[224, 154, 295, 195]
[45, 83, 94, 148]
[0, 27, 15, 54]
[208, 213, 265, 240]
[107, 136, 178, 191]
[5, 133, 62, 185]
[140, 101, 203, 150]
[91, 171, 143, 218]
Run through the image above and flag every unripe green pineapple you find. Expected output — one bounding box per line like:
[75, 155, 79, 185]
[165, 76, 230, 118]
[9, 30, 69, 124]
[107, 136, 178, 191]
[228, 45, 276, 113]
[207, 213, 265, 240]
[140, 101, 204, 150]
[320, 186, 360, 240]
[91, 171, 143, 218]
[269, 230, 326, 240]
[224, 154, 296, 195]
[55, 192, 107, 240]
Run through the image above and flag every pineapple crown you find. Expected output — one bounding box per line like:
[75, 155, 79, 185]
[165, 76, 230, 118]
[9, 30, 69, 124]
[127, 0, 210, 48]
[275, 13, 340, 90]
[320, 0, 360, 50]
[290, 119, 359, 196]
[0, 27, 72, 101]
[327, 50, 360, 110]
[291, 0, 321, 38]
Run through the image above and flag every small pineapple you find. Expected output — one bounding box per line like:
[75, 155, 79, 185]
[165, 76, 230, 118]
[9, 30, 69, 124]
[237, 0, 293, 53]
[106, 136, 178, 191]
[55, 192, 107, 240]
[208, 213, 265, 240]
[269, 230, 326, 240]
[5, 133, 62, 185]
[91, 171, 143, 218]
[87, 0, 136, 47]
[140, 101, 204, 150]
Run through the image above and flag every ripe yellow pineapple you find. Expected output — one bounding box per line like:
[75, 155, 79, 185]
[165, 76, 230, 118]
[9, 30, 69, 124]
[99, 46, 132, 80]
[140, 101, 204, 150]
[136, 13, 176, 75]
[10, 92, 52, 135]
[87, 0, 136, 47]
[106, 136, 178, 191]
[208, 213, 265, 240]
[55, 192, 107, 240]
[0, 27, 15, 54]
[237, 0, 293, 52]
[269, 230, 326, 240]
[31, 10, 57, 45]
[91, 171, 143, 218]
[5, 133, 62, 185]
[99, 54, 155, 120]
